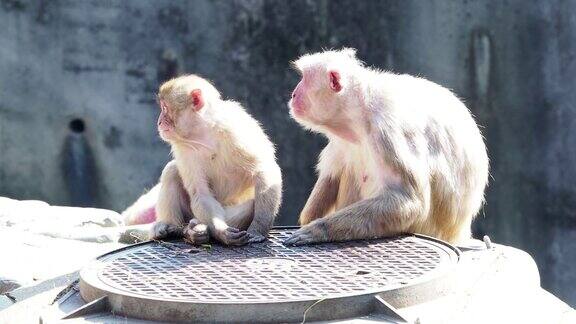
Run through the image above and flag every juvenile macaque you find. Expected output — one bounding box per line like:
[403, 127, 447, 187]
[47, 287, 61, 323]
[284, 48, 489, 245]
[142, 75, 282, 245]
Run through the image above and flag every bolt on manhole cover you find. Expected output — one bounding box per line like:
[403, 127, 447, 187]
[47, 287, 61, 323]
[79, 229, 459, 322]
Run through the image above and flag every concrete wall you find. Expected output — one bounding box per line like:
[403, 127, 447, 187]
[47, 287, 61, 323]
[0, 0, 575, 306]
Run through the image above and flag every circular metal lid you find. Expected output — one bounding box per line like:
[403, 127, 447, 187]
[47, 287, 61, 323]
[79, 229, 459, 323]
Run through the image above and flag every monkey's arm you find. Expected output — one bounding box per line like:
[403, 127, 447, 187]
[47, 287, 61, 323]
[283, 185, 423, 245]
[189, 184, 249, 246]
[150, 161, 190, 240]
[223, 199, 254, 230]
[299, 176, 340, 225]
[246, 166, 282, 243]
[284, 127, 429, 246]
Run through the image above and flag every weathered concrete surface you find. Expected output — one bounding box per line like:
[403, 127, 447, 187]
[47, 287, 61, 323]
[0, 199, 148, 312]
[0, 285, 70, 323]
[0, 229, 122, 286]
[0, 197, 122, 230]
[0, 0, 575, 306]
[0, 200, 125, 299]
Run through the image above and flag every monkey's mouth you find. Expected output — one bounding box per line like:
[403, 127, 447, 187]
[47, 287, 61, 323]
[158, 119, 175, 133]
[158, 126, 172, 134]
[288, 100, 306, 118]
[158, 127, 174, 140]
[293, 106, 305, 116]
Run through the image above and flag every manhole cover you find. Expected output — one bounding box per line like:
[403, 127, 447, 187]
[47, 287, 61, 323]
[79, 229, 459, 322]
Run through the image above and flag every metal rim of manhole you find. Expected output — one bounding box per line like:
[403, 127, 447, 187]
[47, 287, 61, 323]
[79, 228, 460, 323]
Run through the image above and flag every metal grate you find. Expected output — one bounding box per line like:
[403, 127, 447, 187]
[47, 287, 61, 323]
[92, 229, 457, 303]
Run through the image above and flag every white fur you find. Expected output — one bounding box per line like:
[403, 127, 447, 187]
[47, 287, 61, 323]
[289, 49, 489, 244]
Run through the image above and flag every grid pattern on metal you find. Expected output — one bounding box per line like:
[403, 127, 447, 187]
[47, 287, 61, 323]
[95, 230, 456, 302]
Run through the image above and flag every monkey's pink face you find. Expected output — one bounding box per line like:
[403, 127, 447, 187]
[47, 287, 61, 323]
[157, 100, 175, 140]
[289, 78, 309, 118]
[157, 89, 207, 143]
[289, 69, 344, 126]
[157, 101, 201, 142]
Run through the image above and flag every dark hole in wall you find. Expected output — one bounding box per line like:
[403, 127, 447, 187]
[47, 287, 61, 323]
[61, 121, 100, 207]
[69, 118, 85, 133]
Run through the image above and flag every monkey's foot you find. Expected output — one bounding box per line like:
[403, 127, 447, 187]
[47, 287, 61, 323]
[214, 226, 249, 246]
[183, 223, 209, 245]
[283, 220, 329, 246]
[150, 222, 184, 240]
[246, 231, 267, 244]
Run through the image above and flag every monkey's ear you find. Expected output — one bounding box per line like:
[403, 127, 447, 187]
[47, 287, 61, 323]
[190, 89, 204, 111]
[328, 70, 342, 92]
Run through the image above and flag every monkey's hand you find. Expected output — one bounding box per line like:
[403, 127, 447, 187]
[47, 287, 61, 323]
[246, 230, 267, 244]
[149, 222, 184, 240]
[183, 219, 210, 245]
[282, 219, 330, 246]
[213, 226, 249, 246]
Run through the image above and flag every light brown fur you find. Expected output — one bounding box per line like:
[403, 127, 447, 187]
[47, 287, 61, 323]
[284, 49, 489, 246]
[150, 75, 282, 245]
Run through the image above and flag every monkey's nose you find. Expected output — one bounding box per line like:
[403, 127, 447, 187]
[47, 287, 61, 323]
[291, 91, 296, 99]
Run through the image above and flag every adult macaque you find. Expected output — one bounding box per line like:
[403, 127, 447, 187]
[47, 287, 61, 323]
[284, 48, 488, 246]
[142, 75, 282, 245]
